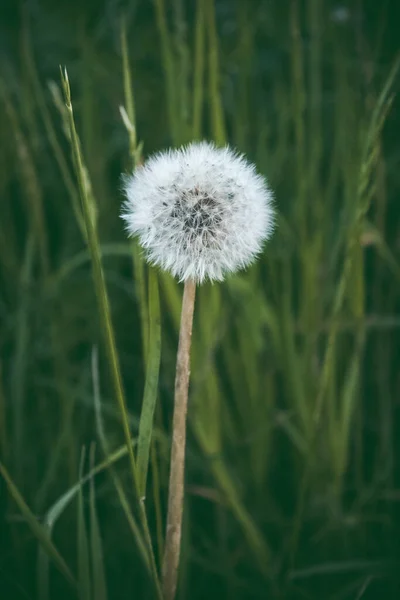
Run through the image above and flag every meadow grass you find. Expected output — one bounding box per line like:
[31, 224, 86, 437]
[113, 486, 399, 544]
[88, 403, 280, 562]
[1, 1, 400, 598]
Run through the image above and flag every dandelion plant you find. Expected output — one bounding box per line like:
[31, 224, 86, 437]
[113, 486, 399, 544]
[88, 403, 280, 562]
[122, 141, 275, 600]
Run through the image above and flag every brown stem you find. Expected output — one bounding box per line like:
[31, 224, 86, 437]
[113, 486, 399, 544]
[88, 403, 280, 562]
[162, 278, 196, 600]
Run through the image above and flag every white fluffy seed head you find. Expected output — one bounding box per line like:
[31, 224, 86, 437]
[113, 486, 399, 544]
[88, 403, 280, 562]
[121, 141, 275, 283]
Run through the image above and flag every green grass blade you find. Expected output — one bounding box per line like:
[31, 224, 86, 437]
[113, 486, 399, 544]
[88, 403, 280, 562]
[10, 234, 35, 479]
[192, 0, 205, 139]
[195, 425, 271, 575]
[91, 347, 150, 570]
[21, 23, 85, 239]
[0, 364, 6, 461]
[89, 444, 108, 600]
[60, 67, 139, 495]
[49, 242, 133, 289]
[77, 448, 91, 600]
[154, 0, 179, 143]
[137, 268, 162, 497]
[42, 447, 135, 529]
[0, 460, 76, 588]
[120, 16, 138, 166]
[150, 442, 164, 567]
[334, 336, 364, 487]
[60, 72, 162, 598]
[120, 20, 149, 362]
[314, 56, 400, 427]
[206, 0, 226, 145]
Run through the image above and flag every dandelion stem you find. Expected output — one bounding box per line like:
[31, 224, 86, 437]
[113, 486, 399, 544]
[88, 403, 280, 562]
[162, 278, 196, 600]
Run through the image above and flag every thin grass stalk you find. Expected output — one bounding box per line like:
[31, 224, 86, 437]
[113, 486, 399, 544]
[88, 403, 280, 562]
[162, 279, 196, 600]
[21, 21, 84, 238]
[120, 19, 165, 563]
[192, 0, 205, 139]
[314, 58, 399, 427]
[172, 0, 190, 142]
[288, 58, 400, 570]
[89, 445, 108, 600]
[7, 61, 85, 490]
[41, 438, 165, 523]
[235, 1, 252, 150]
[60, 67, 138, 485]
[61, 69, 163, 599]
[61, 66, 146, 526]
[194, 416, 271, 574]
[290, 0, 318, 420]
[154, 0, 179, 143]
[9, 233, 34, 480]
[6, 76, 78, 488]
[91, 347, 150, 569]
[307, 0, 322, 194]
[37, 438, 135, 599]
[120, 17, 149, 358]
[290, 0, 307, 239]
[77, 449, 91, 600]
[280, 254, 309, 437]
[0, 364, 6, 461]
[206, 0, 226, 145]
[357, 28, 394, 494]
[120, 17, 138, 164]
[1, 83, 48, 274]
[333, 329, 365, 495]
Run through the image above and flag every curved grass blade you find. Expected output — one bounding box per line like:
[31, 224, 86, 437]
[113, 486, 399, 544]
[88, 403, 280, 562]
[137, 268, 162, 497]
[37, 439, 140, 600]
[0, 460, 76, 589]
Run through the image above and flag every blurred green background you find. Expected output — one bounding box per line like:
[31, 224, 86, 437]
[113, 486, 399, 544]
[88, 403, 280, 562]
[1, 0, 400, 598]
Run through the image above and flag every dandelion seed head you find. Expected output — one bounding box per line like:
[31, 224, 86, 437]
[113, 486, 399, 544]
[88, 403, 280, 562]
[122, 141, 275, 283]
